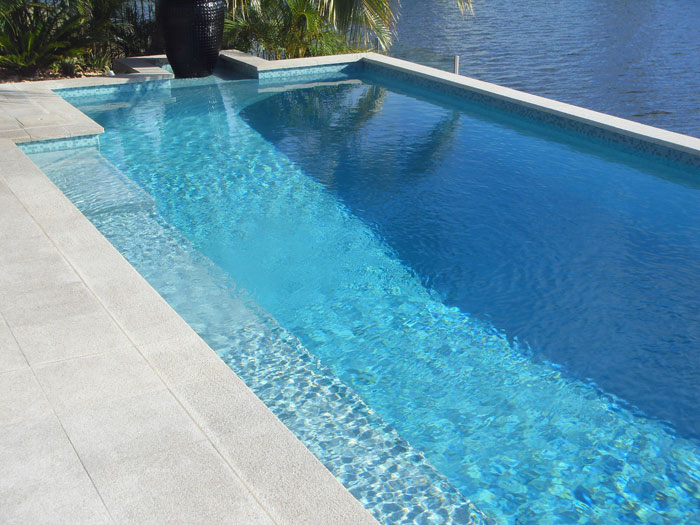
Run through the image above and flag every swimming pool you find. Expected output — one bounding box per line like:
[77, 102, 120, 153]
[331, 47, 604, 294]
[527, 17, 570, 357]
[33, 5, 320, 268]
[26, 62, 700, 523]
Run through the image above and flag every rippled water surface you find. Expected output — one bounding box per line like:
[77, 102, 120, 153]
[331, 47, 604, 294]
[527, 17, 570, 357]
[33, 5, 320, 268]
[31, 70, 700, 523]
[390, 0, 700, 137]
[242, 71, 700, 444]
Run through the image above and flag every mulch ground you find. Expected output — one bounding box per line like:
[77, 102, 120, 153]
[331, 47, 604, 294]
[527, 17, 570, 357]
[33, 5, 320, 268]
[0, 68, 107, 83]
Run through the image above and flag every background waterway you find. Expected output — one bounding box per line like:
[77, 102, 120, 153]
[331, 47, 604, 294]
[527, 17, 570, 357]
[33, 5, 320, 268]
[389, 0, 700, 138]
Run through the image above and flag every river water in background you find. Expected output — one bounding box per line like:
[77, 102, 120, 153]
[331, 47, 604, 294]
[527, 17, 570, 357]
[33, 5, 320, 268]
[389, 0, 700, 138]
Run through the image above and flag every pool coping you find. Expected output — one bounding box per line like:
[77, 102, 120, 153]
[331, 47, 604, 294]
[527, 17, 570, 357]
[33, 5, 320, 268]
[0, 58, 378, 523]
[220, 50, 700, 166]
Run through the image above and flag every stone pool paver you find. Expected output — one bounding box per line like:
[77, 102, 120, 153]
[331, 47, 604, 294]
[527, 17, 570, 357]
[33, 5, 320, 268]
[0, 60, 378, 524]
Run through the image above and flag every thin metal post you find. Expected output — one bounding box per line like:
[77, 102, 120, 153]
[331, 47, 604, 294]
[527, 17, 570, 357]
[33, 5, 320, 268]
[454, 55, 460, 75]
[374, 37, 379, 52]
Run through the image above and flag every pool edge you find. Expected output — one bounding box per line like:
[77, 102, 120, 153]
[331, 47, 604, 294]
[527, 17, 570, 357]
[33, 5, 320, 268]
[0, 132, 379, 522]
[219, 50, 700, 167]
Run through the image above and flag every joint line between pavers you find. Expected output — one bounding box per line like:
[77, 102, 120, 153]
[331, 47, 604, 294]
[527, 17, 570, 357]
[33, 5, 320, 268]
[0, 306, 117, 522]
[0, 311, 31, 371]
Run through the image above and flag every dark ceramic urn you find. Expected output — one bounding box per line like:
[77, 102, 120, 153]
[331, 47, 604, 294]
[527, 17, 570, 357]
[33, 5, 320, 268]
[158, 0, 226, 78]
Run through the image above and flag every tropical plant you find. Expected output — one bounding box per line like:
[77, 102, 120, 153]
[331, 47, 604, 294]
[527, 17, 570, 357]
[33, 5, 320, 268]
[229, 0, 473, 54]
[0, 0, 92, 75]
[109, 0, 160, 58]
[0, 0, 158, 77]
[224, 0, 357, 60]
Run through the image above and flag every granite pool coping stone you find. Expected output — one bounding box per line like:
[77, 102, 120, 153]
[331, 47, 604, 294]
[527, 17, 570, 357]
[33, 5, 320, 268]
[0, 61, 378, 523]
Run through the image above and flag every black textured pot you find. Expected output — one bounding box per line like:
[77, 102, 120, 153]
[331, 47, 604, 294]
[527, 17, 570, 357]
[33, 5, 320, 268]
[158, 0, 226, 78]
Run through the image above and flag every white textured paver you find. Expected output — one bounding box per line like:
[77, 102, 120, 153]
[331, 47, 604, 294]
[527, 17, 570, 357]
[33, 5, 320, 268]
[59, 390, 205, 468]
[0, 369, 52, 425]
[33, 347, 165, 414]
[1, 415, 112, 524]
[0, 57, 173, 143]
[0, 314, 27, 373]
[0, 61, 377, 522]
[89, 441, 274, 524]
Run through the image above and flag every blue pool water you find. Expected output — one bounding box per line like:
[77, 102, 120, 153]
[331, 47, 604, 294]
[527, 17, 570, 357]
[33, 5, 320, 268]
[30, 71, 700, 522]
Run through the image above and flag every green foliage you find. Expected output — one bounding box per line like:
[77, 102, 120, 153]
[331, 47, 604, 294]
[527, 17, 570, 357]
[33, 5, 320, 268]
[78, 46, 113, 73]
[0, 0, 471, 77]
[229, 0, 396, 51]
[231, 0, 473, 52]
[0, 0, 92, 75]
[315, 0, 395, 49]
[0, 0, 158, 77]
[225, 0, 358, 60]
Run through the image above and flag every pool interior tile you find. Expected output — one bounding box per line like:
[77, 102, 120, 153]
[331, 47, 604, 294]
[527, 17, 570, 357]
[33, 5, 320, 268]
[16, 134, 100, 154]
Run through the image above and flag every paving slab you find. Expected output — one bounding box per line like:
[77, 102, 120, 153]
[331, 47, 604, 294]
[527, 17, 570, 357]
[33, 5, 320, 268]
[0, 55, 387, 525]
[0, 369, 52, 425]
[89, 441, 273, 525]
[0, 256, 83, 304]
[9, 309, 132, 366]
[33, 347, 165, 414]
[0, 415, 112, 524]
[59, 389, 206, 469]
[0, 314, 27, 373]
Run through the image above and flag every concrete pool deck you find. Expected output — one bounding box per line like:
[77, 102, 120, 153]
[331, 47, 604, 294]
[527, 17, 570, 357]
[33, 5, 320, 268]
[0, 62, 377, 523]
